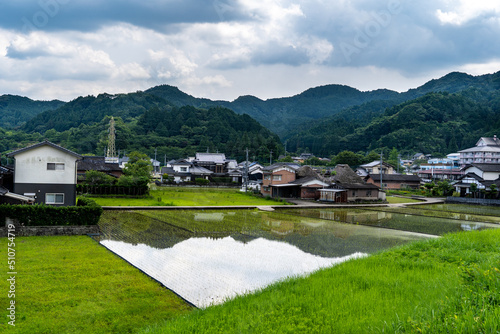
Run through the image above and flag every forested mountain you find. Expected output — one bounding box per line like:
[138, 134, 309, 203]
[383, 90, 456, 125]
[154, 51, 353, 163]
[141, 71, 500, 137]
[3, 70, 500, 161]
[145, 84, 403, 136]
[285, 92, 500, 157]
[2, 105, 283, 163]
[22, 92, 170, 133]
[0, 95, 64, 128]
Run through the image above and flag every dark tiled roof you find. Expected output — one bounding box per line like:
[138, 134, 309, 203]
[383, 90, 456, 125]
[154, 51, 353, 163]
[368, 174, 421, 182]
[263, 163, 301, 172]
[458, 173, 484, 182]
[0, 166, 13, 175]
[340, 183, 380, 190]
[466, 163, 500, 173]
[7, 140, 82, 158]
[78, 156, 122, 172]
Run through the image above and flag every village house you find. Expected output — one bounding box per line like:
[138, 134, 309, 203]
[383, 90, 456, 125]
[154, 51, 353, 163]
[261, 163, 301, 197]
[7, 140, 82, 206]
[77, 156, 123, 182]
[454, 163, 500, 197]
[356, 160, 396, 177]
[365, 174, 421, 190]
[161, 159, 213, 183]
[0, 165, 34, 204]
[193, 153, 230, 175]
[331, 164, 380, 202]
[459, 136, 500, 166]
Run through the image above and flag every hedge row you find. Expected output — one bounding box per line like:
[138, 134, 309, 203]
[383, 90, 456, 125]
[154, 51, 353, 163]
[76, 184, 149, 196]
[0, 199, 103, 226]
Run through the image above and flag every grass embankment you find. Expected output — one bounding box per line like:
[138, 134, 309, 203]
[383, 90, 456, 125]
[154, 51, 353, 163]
[385, 195, 423, 204]
[140, 229, 500, 333]
[0, 236, 191, 334]
[83, 187, 287, 207]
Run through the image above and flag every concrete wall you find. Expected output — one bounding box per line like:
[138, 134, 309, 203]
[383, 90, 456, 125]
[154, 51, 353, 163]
[0, 225, 99, 237]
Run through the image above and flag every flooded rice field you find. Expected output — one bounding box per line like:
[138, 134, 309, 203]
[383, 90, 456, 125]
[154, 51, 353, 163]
[98, 204, 499, 308]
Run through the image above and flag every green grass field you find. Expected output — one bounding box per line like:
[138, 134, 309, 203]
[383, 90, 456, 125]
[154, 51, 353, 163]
[0, 236, 191, 334]
[2, 205, 499, 333]
[385, 195, 424, 204]
[82, 186, 287, 206]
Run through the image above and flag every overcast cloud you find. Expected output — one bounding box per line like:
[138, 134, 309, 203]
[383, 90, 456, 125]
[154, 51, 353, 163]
[0, 0, 499, 101]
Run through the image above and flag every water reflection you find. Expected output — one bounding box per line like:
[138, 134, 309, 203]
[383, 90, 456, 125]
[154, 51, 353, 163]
[101, 237, 366, 308]
[99, 210, 436, 308]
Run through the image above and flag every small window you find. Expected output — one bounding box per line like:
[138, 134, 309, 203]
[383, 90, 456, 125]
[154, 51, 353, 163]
[47, 163, 65, 171]
[46, 193, 64, 204]
[272, 175, 282, 181]
[180, 167, 188, 172]
[367, 190, 372, 196]
[264, 175, 271, 180]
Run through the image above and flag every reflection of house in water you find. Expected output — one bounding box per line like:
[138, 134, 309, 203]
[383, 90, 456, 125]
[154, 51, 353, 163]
[460, 224, 481, 231]
[319, 210, 392, 224]
[194, 213, 225, 222]
[263, 218, 295, 236]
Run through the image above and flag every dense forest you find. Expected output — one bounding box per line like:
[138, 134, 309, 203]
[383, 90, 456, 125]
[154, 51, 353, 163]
[284, 86, 500, 158]
[1, 105, 283, 164]
[0, 95, 64, 128]
[2, 70, 500, 163]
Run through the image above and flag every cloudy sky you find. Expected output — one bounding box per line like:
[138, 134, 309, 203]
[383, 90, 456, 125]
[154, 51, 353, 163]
[0, 0, 499, 102]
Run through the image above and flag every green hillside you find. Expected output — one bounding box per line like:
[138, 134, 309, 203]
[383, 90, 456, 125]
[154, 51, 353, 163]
[22, 92, 170, 133]
[2, 105, 283, 163]
[285, 92, 500, 156]
[0, 95, 64, 128]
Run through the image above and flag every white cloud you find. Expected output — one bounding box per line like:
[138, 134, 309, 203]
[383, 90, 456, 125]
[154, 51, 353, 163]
[436, 0, 500, 25]
[0, 1, 499, 103]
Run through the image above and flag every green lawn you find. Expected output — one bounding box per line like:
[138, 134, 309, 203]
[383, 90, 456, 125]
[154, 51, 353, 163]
[82, 186, 287, 206]
[0, 236, 191, 334]
[386, 195, 424, 204]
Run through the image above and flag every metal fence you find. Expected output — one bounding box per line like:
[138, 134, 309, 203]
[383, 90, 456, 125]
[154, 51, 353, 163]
[446, 197, 500, 206]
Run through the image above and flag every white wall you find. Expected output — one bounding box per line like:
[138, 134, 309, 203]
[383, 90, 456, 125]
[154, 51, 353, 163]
[13, 145, 78, 185]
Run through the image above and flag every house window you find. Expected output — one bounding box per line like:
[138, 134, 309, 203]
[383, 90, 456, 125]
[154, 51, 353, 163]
[46, 193, 64, 204]
[352, 190, 357, 197]
[367, 190, 372, 196]
[180, 167, 188, 172]
[264, 175, 271, 180]
[273, 175, 282, 181]
[47, 163, 65, 170]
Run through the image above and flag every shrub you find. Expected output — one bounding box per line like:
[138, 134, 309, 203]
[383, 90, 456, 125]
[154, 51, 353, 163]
[0, 203, 103, 226]
[195, 178, 210, 185]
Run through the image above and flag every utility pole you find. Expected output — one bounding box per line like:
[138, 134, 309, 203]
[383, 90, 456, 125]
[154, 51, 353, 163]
[269, 150, 273, 165]
[380, 151, 384, 191]
[154, 148, 157, 174]
[244, 148, 249, 193]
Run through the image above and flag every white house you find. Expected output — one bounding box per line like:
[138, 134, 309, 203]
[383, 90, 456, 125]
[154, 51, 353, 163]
[7, 141, 82, 206]
[459, 136, 500, 166]
[454, 163, 500, 196]
[162, 159, 213, 183]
